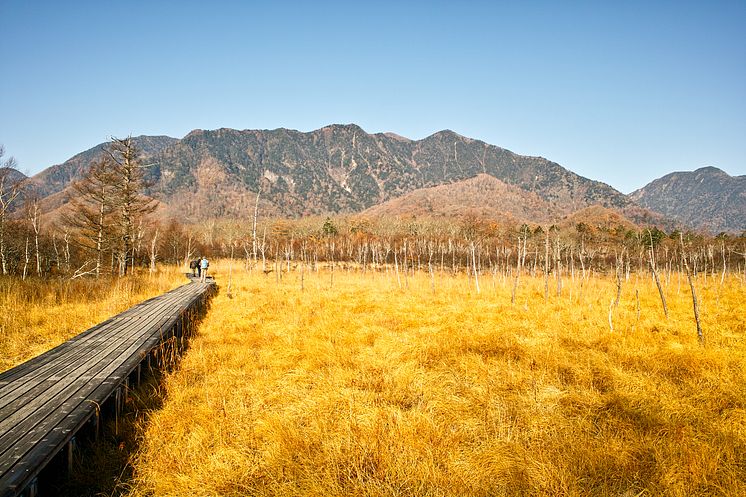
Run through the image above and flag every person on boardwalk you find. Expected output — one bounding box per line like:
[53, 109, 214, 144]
[200, 256, 209, 282]
[189, 259, 199, 277]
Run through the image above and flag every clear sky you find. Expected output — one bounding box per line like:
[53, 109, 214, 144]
[1, 0, 744, 193]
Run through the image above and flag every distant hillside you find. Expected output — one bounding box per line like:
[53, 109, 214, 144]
[361, 174, 556, 224]
[557, 205, 639, 232]
[0, 167, 27, 185]
[1, 168, 30, 213]
[30, 135, 177, 198]
[630, 167, 745, 234]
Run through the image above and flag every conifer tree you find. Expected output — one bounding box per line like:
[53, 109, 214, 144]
[64, 137, 156, 277]
[105, 137, 157, 276]
[63, 156, 117, 278]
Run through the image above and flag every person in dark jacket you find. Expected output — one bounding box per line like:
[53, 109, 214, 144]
[189, 259, 200, 277]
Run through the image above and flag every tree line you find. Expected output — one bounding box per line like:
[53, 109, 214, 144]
[1, 141, 745, 281]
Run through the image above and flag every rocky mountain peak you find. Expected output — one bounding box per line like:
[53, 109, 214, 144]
[630, 166, 744, 233]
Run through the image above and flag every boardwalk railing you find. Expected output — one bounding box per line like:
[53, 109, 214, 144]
[0, 276, 215, 497]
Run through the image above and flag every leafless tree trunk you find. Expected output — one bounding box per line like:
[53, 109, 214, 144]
[271, 243, 279, 283]
[614, 248, 625, 307]
[242, 239, 251, 272]
[260, 226, 267, 272]
[149, 228, 159, 275]
[131, 219, 145, 275]
[63, 230, 71, 273]
[570, 245, 575, 282]
[0, 146, 24, 275]
[52, 233, 61, 273]
[636, 289, 640, 323]
[544, 227, 550, 302]
[720, 240, 727, 285]
[22, 235, 30, 280]
[555, 231, 562, 297]
[471, 240, 480, 294]
[227, 238, 235, 297]
[300, 239, 307, 292]
[648, 230, 668, 318]
[27, 197, 42, 276]
[251, 183, 262, 268]
[95, 191, 105, 277]
[394, 246, 402, 289]
[680, 234, 704, 343]
[402, 240, 409, 289]
[183, 233, 196, 268]
[329, 240, 335, 288]
[428, 241, 435, 293]
[511, 231, 526, 304]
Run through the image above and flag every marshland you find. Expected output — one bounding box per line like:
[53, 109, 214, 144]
[2, 218, 744, 496]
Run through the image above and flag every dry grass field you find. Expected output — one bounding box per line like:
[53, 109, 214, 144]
[0, 268, 187, 372]
[124, 262, 745, 497]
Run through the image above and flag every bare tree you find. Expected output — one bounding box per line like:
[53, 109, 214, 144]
[471, 240, 480, 294]
[62, 156, 116, 278]
[251, 178, 264, 270]
[22, 234, 30, 280]
[680, 233, 704, 343]
[149, 227, 160, 275]
[62, 138, 156, 277]
[544, 226, 550, 302]
[223, 221, 240, 297]
[614, 247, 626, 307]
[0, 145, 25, 275]
[511, 225, 528, 304]
[27, 195, 42, 276]
[648, 229, 668, 318]
[553, 226, 562, 297]
[105, 137, 157, 276]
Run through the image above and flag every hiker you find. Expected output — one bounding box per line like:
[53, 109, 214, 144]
[189, 259, 199, 277]
[200, 256, 209, 282]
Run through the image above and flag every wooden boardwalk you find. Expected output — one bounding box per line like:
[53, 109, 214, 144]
[0, 276, 215, 497]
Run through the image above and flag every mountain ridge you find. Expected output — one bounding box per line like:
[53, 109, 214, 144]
[144, 123, 636, 219]
[29, 135, 178, 198]
[630, 166, 745, 234]
[21, 124, 737, 232]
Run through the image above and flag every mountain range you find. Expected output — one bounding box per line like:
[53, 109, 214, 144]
[21, 124, 744, 233]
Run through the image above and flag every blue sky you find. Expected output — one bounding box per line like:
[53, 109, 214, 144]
[1, 0, 744, 193]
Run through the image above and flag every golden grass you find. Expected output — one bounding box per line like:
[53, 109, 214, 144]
[0, 268, 188, 372]
[127, 263, 746, 496]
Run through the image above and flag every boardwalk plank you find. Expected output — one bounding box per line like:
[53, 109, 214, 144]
[0, 285, 193, 387]
[0, 283, 199, 388]
[0, 285, 200, 432]
[0, 310, 175, 446]
[0, 287, 189, 412]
